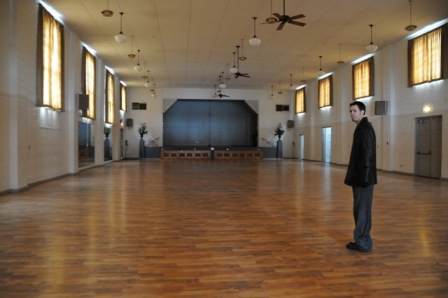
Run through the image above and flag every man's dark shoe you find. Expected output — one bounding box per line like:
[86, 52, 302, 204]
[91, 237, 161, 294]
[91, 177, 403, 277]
[346, 242, 370, 252]
[346, 242, 358, 250]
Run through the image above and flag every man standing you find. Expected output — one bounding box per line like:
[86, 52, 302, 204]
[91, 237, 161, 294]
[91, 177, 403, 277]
[344, 101, 377, 252]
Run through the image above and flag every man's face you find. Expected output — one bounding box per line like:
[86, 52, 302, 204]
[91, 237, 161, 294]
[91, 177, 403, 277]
[349, 105, 365, 124]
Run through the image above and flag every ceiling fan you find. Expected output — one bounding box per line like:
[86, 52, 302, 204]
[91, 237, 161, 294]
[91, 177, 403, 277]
[213, 85, 229, 98]
[235, 46, 250, 79]
[272, 0, 306, 30]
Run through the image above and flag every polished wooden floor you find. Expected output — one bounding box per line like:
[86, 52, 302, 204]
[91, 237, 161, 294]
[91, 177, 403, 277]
[1, 160, 448, 297]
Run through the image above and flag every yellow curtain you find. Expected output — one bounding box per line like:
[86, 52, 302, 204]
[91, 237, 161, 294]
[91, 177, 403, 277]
[121, 85, 126, 111]
[295, 88, 305, 114]
[42, 8, 62, 110]
[85, 51, 96, 119]
[318, 76, 331, 108]
[106, 72, 114, 124]
[411, 28, 442, 85]
[353, 59, 371, 99]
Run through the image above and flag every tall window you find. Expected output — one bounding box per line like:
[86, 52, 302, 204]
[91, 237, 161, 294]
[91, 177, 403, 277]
[295, 88, 306, 114]
[37, 4, 64, 111]
[82, 47, 96, 119]
[408, 25, 445, 86]
[105, 71, 114, 124]
[353, 57, 374, 99]
[318, 75, 333, 108]
[120, 84, 127, 111]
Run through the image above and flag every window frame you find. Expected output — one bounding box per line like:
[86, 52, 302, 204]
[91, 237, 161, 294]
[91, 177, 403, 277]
[82, 47, 96, 119]
[352, 57, 374, 100]
[295, 88, 306, 114]
[408, 24, 448, 87]
[318, 75, 333, 108]
[105, 70, 115, 124]
[37, 4, 64, 111]
[120, 84, 126, 112]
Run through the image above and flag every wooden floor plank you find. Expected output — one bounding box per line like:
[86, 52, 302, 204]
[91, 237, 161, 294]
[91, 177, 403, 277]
[1, 160, 448, 297]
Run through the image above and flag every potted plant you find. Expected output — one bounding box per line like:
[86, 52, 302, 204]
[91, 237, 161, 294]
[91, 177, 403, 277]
[274, 123, 285, 140]
[104, 127, 111, 138]
[138, 123, 148, 138]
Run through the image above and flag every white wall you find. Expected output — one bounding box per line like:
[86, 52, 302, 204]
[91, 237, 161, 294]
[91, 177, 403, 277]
[392, 38, 448, 177]
[0, 0, 15, 191]
[1, 0, 40, 191]
[290, 40, 448, 178]
[0, 0, 123, 193]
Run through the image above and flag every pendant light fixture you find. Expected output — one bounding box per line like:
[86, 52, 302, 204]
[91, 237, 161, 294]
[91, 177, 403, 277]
[219, 72, 226, 89]
[134, 49, 143, 72]
[151, 83, 156, 98]
[239, 39, 247, 61]
[405, 0, 417, 31]
[270, 85, 275, 99]
[128, 36, 135, 58]
[141, 64, 148, 79]
[278, 81, 283, 94]
[249, 17, 261, 46]
[365, 24, 378, 53]
[337, 44, 344, 65]
[317, 56, 325, 77]
[114, 12, 127, 43]
[230, 52, 238, 74]
[290, 74, 294, 90]
[301, 67, 306, 83]
[101, 0, 113, 17]
[144, 70, 151, 87]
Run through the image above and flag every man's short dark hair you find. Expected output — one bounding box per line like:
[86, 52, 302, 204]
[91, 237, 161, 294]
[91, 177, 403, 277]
[350, 101, 366, 113]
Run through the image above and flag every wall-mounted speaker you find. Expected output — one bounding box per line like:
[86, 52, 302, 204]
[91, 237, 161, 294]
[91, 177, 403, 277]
[78, 94, 89, 110]
[126, 118, 133, 127]
[375, 101, 387, 115]
[287, 120, 294, 128]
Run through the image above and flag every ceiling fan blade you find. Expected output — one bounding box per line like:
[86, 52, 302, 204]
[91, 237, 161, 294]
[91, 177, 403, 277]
[277, 22, 285, 30]
[241, 74, 250, 78]
[273, 13, 282, 19]
[290, 14, 305, 20]
[289, 21, 306, 26]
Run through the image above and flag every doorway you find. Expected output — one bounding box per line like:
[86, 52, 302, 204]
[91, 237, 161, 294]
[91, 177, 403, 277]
[415, 116, 442, 178]
[120, 128, 124, 159]
[322, 127, 331, 163]
[78, 121, 95, 167]
[299, 134, 304, 160]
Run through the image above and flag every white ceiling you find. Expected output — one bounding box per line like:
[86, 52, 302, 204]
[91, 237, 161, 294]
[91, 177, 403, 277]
[43, 0, 448, 90]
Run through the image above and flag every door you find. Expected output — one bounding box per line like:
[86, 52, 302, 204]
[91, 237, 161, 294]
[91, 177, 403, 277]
[415, 116, 442, 178]
[120, 128, 124, 159]
[322, 127, 331, 163]
[299, 134, 304, 160]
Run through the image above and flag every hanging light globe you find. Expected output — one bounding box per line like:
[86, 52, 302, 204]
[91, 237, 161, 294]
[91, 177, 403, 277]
[114, 12, 127, 43]
[249, 17, 261, 46]
[365, 24, 378, 53]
